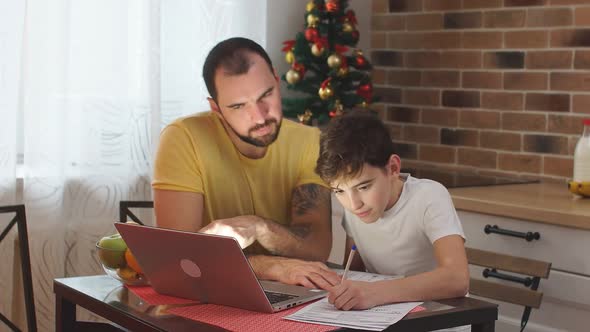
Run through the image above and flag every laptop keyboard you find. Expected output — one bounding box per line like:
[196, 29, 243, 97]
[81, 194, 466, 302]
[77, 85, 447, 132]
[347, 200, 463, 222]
[265, 291, 297, 304]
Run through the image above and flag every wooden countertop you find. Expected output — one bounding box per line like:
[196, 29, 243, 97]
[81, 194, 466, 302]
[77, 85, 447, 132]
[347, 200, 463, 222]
[449, 182, 590, 230]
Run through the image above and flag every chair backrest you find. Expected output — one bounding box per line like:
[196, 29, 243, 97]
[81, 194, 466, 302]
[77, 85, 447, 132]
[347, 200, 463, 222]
[466, 247, 551, 331]
[0, 204, 37, 332]
[119, 200, 153, 224]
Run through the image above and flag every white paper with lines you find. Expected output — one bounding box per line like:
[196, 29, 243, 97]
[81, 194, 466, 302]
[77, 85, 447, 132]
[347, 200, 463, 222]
[284, 270, 421, 331]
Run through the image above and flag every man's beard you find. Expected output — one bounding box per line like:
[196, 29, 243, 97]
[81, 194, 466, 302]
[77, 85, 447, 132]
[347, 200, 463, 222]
[228, 118, 282, 147]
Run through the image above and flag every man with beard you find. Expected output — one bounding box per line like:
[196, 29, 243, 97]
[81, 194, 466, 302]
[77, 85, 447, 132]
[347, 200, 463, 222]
[152, 37, 339, 289]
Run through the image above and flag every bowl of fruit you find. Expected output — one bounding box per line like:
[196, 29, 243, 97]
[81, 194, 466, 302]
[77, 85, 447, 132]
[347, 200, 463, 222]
[96, 232, 149, 286]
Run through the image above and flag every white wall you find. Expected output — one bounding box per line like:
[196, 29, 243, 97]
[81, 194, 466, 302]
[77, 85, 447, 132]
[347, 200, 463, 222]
[266, 0, 372, 264]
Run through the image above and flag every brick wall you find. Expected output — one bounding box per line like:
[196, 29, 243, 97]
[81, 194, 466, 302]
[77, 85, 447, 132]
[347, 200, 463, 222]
[370, 0, 590, 181]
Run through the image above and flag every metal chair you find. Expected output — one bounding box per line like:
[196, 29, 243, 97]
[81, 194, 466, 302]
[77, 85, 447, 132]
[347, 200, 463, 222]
[119, 201, 153, 224]
[0, 204, 37, 332]
[466, 247, 551, 332]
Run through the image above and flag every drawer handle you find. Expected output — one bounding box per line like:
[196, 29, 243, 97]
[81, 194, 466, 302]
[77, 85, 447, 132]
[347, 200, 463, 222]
[484, 224, 540, 242]
[482, 268, 533, 287]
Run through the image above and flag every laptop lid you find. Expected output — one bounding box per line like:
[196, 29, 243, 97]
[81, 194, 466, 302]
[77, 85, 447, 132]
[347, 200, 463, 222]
[114, 223, 325, 313]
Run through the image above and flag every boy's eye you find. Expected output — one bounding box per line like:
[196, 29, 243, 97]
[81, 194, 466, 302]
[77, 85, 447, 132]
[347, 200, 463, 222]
[262, 90, 272, 98]
[358, 184, 370, 191]
[332, 189, 343, 195]
[230, 104, 243, 110]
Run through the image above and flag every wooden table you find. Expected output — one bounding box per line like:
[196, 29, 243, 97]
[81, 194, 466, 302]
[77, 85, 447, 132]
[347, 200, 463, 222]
[54, 275, 498, 332]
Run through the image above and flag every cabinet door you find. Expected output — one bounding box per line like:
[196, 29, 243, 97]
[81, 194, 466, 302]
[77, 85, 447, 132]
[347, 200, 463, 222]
[463, 210, 590, 332]
[459, 210, 590, 276]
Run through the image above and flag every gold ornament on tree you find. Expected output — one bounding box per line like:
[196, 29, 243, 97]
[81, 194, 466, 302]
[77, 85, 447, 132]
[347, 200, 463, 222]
[311, 42, 324, 57]
[297, 110, 313, 124]
[319, 78, 334, 100]
[285, 50, 294, 64]
[330, 99, 344, 117]
[327, 54, 342, 68]
[342, 22, 354, 32]
[307, 14, 319, 27]
[337, 65, 349, 77]
[335, 54, 348, 76]
[285, 69, 301, 84]
[319, 85, 333, 100]
[306, 1, 316, 12]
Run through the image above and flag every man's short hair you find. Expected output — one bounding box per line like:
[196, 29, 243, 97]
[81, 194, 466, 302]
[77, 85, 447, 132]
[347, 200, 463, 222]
[202, 37, 274, 102]
[316, 112, 396, 184]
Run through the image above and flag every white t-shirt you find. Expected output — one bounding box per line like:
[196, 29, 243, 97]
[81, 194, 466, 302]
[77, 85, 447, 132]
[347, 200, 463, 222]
[342, 173, 465, 276]
[342, 174, 469, 332]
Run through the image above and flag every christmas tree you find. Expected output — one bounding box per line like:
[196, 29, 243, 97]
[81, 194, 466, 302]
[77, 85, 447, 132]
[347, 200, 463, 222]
[281, 0, 376, 125]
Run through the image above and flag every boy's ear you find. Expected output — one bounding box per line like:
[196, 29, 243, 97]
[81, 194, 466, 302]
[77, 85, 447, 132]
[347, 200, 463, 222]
[387, 154, 402, 176]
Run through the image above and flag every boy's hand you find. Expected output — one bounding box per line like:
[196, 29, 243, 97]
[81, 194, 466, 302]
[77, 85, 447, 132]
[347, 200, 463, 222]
[328, 280, 380, 310]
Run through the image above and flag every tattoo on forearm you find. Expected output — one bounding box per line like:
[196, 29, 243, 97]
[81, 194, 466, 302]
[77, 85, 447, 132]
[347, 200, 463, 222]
[290, 224, 312, 238]
[288, 184, 331, 242]
[292, 184, 327, 216]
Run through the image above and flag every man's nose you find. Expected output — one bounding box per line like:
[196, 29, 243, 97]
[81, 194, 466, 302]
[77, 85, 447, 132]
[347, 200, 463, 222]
[249, 102, 268, 124]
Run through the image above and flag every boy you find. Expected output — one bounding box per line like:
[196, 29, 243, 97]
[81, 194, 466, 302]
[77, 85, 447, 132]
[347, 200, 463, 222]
[315, 112, 469, 312]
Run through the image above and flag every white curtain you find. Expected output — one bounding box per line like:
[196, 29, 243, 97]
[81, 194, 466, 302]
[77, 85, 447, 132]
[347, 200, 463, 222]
[0, 0, 266, 330]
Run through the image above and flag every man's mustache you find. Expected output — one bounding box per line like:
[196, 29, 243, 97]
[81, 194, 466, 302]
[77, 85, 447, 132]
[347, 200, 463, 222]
[250, 119, 277, 132]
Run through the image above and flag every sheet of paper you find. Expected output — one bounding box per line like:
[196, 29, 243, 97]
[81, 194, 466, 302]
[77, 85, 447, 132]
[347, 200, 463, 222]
[331, 269, 403, 282]
[284, 270, 421, 331]
[285, 298, 422, 331]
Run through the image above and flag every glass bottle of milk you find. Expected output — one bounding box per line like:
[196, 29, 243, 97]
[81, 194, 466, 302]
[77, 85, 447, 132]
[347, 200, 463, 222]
[574, 119, 590, 182]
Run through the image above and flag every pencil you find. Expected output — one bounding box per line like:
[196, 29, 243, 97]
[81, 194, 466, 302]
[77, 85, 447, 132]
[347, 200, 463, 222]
[341, 244, 356, 282]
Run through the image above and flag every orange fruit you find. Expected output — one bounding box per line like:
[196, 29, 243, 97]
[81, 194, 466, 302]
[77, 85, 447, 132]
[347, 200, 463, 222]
[125, 248, 143, 274]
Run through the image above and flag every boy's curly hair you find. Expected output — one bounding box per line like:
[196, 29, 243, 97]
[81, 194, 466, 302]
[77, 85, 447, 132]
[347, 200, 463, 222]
[315, 112, 396, 184]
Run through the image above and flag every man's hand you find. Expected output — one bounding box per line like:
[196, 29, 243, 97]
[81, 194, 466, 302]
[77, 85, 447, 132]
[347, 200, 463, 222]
[328, 280, 380, 310]
[258, 257, 341, 290]
[200, 215, 263, 249]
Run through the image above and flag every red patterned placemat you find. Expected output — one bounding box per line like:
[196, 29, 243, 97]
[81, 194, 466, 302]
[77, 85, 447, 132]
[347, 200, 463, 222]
[126, 285, 426, 332]
[168, 302, 427, 332]
[126, 285, 197, 305]
[168, 304, 335, 332]
[126, 285, 334, 331]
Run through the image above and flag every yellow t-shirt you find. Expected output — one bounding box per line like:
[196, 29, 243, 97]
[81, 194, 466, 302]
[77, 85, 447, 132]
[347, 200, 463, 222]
[152, 111, 326, 234]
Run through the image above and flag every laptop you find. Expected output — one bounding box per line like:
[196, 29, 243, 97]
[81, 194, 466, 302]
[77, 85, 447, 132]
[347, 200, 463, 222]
[114, 222, 327, 313]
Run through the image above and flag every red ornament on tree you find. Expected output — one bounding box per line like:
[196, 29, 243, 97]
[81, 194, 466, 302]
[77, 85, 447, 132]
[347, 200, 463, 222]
[337, 56, 349, 76]
[280, 1, 376, 123]
[326, 0, 340, 12]
[304, 27, 319, 42]
[293, 62, 306, 76]
[356, 55, 367, 68]
[329, 99, 344, 118]
[344, 10, 357, 25]
[281, 40, 295, 52]
[351, 30, 359, 42]
[356, 83, 372, 100]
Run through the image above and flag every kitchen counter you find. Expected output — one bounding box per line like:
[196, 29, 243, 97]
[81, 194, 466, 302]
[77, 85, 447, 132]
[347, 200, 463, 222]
[449, 181, 590, 230]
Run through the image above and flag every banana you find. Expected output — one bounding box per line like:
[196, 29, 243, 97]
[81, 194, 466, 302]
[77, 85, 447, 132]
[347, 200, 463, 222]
[579, 182, 590, 196]
[568, 181, 590, 197]
[569, 181, 579, 195]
